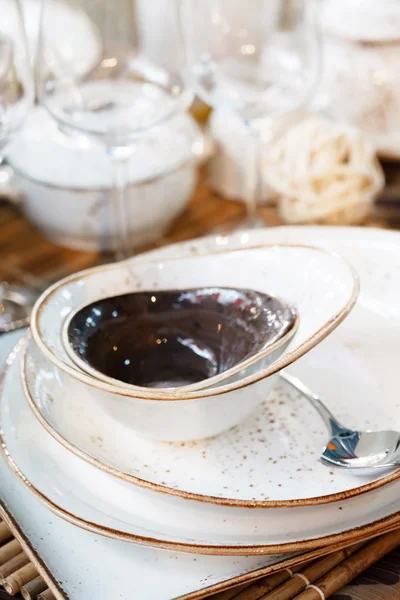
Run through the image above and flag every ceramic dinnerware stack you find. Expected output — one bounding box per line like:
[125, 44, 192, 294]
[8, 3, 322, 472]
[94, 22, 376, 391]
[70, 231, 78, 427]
[1, 231, 400, 559]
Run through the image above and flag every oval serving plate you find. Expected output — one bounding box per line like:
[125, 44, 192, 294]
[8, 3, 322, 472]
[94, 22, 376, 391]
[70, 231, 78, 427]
[23, 324, 400, 510]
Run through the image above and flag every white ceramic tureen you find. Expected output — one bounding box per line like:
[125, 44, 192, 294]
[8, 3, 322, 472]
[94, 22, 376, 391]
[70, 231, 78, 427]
[4, 107, 202, 251]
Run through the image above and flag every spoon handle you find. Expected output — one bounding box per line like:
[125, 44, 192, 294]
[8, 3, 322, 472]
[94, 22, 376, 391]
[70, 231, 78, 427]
[280, 372, 347, 437]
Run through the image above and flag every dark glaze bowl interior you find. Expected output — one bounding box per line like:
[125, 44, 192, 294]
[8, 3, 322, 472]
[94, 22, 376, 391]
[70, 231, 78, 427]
[65, 287, 296, 390]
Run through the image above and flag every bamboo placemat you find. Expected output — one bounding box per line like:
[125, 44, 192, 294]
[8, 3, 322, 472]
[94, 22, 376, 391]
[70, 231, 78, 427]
[211, 531, 400, 600]
[0, 508, 400, 600]
[0, 504, 63, 600]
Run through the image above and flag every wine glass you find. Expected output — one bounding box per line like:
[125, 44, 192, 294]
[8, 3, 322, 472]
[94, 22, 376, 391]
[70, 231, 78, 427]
[0, 0, 34, 331]
[38, 0, 193, 259]
[181, 0, 321, 228]
[0, 0, 33, 152]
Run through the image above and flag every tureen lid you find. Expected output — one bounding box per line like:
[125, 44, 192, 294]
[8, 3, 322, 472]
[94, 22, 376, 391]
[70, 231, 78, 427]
[322, 0, 400, 42]
[6, 107, 201, 189]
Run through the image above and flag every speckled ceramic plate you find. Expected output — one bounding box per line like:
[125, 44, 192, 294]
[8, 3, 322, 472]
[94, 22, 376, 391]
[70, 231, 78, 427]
[23, 224, 400, 511]
[24, 338, 400, 510]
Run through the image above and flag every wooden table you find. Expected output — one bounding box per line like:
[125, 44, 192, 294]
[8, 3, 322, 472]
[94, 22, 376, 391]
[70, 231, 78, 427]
[1, 162, 400, 290]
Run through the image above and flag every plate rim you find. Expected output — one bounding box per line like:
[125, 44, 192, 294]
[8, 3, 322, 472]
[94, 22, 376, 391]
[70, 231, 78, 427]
[4, 337, 400, 556]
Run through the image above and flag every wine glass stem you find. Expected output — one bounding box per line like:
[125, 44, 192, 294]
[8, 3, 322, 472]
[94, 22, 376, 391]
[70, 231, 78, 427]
[246, 125, 265, 228]
[108, 146, 133, 261]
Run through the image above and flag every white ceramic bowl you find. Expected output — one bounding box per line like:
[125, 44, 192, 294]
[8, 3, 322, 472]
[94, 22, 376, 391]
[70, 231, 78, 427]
[5, 107, 200, 251]
[30, 244, 359, 441]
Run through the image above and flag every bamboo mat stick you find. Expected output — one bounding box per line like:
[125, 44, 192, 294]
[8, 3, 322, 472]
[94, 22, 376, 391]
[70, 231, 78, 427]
[21, 575, 48, 600]
[37, 590, 56, 600]
[213, 582, 255, 600]
[0, 540, 21, 565]
[3, 563, 39, 595]
[255, 541, 366, 600]
[293, 528, 400, 600]
[213, 562, 314, 600]
[0, 552, 29, 581]
[0, 523, 12, 546]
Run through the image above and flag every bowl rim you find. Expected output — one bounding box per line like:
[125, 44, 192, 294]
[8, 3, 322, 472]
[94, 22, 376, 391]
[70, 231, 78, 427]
[30, 243, 360, 401]
[60, 289, 299, 393]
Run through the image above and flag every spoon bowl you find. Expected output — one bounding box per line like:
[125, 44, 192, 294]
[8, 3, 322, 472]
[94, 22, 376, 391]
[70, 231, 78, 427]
[282, 373, 400, 474]
[0, 283, 37, 333]
[321, 429, 400, 472]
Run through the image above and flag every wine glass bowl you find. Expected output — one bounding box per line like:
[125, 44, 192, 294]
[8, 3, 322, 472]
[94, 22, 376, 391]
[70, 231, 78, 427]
[39, 0, 192, 142]
[181, 0, 321, 225]
[0, 2, 33, 150]
[42, 50, 191, 146]
[38, 0, 193, 257]
[183, 0, 320, 120]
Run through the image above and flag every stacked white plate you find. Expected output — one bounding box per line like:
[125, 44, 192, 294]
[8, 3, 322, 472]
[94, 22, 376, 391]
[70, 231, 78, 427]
[1, 226, 400, 563]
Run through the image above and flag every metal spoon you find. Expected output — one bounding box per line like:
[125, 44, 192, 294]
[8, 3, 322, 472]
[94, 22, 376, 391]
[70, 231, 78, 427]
[0, 283, 37, 333]
[281, 372, 400, 472]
